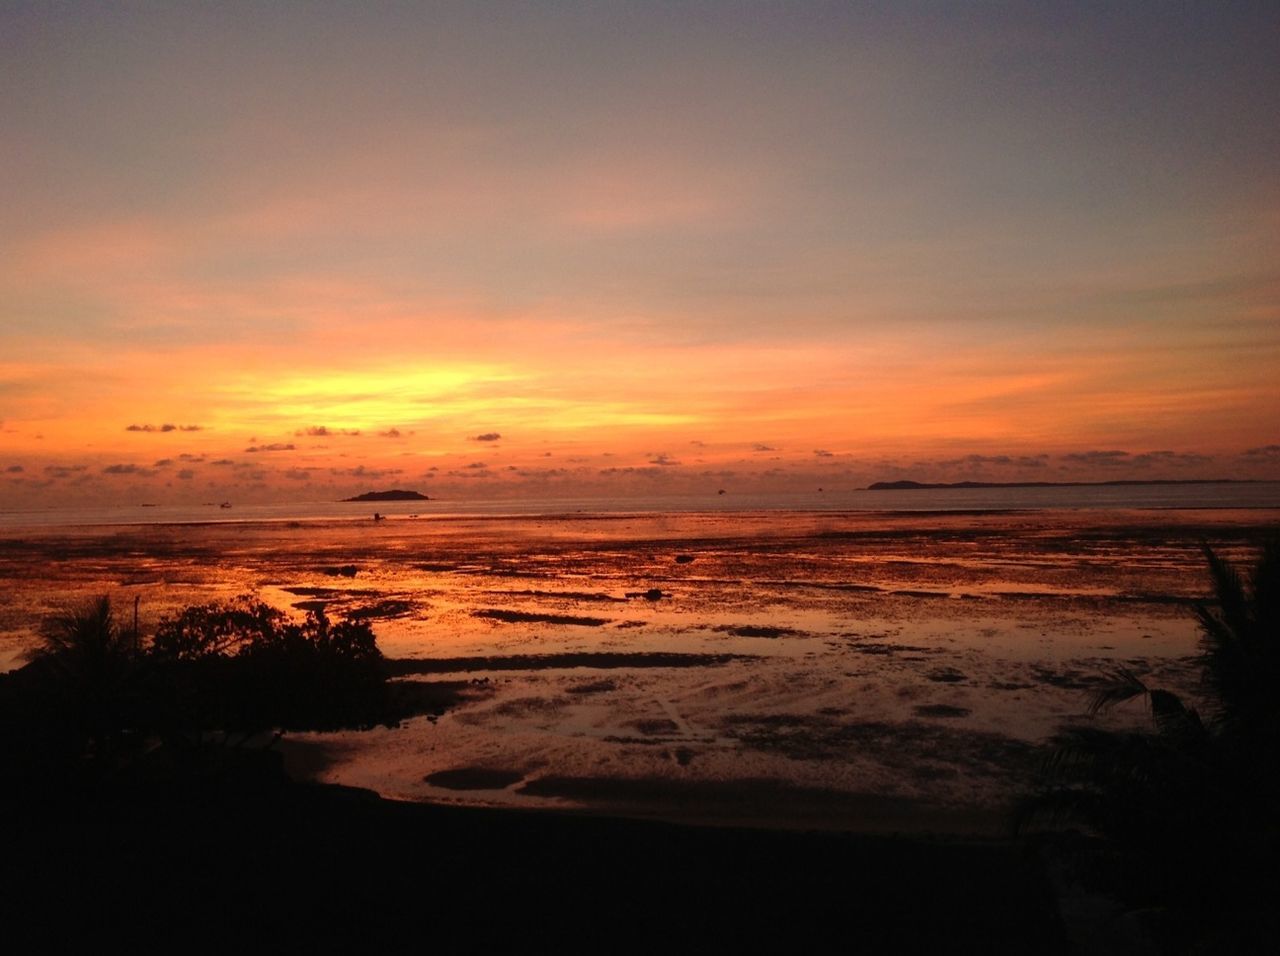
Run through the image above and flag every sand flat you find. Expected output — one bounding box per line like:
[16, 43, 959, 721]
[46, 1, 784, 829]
[3, 507, 1276, 830]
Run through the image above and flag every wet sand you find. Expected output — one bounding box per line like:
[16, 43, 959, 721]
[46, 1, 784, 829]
[7, 773, 1067, 952]
[2, 507, 1276, 832]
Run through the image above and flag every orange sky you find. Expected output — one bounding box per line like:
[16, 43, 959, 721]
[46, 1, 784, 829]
[2, 3, 1278, 506]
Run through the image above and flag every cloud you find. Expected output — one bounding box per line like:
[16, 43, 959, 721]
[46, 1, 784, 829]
[1242, 444, 1280, 460]
[1060, 450, 1130, 466]
[5, 464, 23, 473]
[648, 453, 680, 466]
[102, 463, 153, 475]
[599, 466, 664, 478]
[1056, 449, 1212, 471]
[44, 464, 87, 478]
[379, 428, 402, 438]
[210, 458, 236, 466]
[178, 453, 205, 461]
[751, 443, 777, 452]
[125, 423, 202, 433]
[470, 432, 501, 442]
[176, 468, 195, 480]
[153, 458, 173, 467]
[465, 461, 487, 469]
[935, 454, 1049, 469]
[296, 425, 360, 437]
[813, 449, 834, 458]
[329, 465, 403, 479]
[1129, 450, 1212, 467]
[689, 440, 707, 447]
[245, 443, 295, 452]
[283, 467, 316, 480]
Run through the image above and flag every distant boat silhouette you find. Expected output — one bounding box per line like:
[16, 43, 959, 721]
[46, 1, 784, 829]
[219, 502, 231, 509]
[372, 512, 386, 521]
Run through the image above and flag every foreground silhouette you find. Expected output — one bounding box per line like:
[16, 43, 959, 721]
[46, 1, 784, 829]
[0, 594, 1068, 951]
[0, 595, 433, 805]
[1021, 541, 1280, 951]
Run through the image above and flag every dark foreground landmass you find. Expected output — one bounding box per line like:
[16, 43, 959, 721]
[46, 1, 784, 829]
[341, 489, 430, 501]
[3, 752, 1067, 952]
[866, 478, 1256, 491]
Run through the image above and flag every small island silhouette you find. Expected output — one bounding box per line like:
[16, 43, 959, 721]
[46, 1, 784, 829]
[866, 478, 1256, 491]
[341, 489, 430, 502]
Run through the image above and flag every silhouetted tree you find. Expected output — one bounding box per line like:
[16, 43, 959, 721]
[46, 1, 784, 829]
[150, 596, 389, 735]
[36, 594, 146, 759]
[1020, 540, 1280, 938]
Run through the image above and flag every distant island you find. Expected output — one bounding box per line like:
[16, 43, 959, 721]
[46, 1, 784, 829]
[341, 489, 430, 502]
[866, 479, 1255, 491]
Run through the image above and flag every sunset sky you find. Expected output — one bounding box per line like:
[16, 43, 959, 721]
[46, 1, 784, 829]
[3, 1, 1278, 506]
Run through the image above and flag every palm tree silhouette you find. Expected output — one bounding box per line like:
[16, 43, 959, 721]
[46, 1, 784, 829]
[36, 594, 144, 762]
[1019, 540, 1280, 924]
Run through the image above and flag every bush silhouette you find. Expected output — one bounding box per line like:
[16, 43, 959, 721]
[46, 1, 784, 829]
[0, 594, 396, 796]
[151, 596, 389, 735]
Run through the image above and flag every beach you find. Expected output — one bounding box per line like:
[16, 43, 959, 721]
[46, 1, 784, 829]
[4, 501, 1276, 834]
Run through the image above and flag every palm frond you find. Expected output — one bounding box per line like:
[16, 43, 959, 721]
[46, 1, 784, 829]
[1087, 666, 1149, 716]
[1199, 542, 1250, 651]
[1147, 689, 1205, 739]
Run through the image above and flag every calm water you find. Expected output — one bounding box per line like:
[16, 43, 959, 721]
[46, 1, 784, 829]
[3, 481, 1279, 529]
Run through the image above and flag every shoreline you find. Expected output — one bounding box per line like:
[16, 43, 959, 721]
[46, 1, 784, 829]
[4, 755, 1067, 950]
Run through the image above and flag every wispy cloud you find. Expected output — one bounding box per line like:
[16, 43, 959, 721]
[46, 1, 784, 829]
[470, 432, 501, 442]
[296, 425, 360, 437]
[935, 454, 1049, 469]
[1060, 450, 1131, 467]
[126, 423, 203, 433]
[44, 464, 87, 478]
[245, 443, 295, 453]
[329, 465, 403, 479]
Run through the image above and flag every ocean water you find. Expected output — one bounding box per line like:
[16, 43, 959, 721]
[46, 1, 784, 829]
[3, 480, 1279, 530]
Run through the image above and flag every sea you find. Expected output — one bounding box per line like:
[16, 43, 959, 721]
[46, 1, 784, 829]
[3, 480, 1280, 529]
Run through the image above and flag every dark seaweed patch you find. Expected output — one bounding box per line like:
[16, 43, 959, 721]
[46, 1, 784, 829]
[473, 609, 609, 626]
[914, 704, 971, 719]
[714, 624, 800, 639]
[385, 652, 755, 675]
